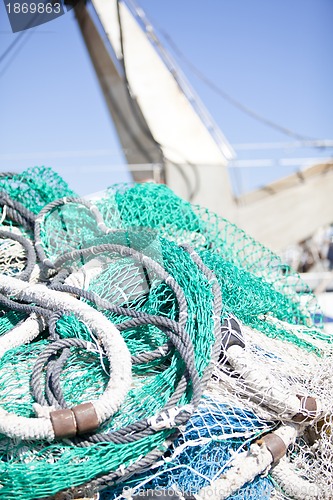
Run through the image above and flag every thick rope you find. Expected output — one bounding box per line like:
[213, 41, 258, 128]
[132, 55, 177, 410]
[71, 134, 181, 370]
[34, 197, 112, 268]
[52, 245, 224, 498]
[0, 229, 36, 280]
[270, 456, 322, 499]
[196, 424, 299, 500]
[0, 313, 45, 358]
[0, 275, 132, 440]
[0, 191, 36, 230]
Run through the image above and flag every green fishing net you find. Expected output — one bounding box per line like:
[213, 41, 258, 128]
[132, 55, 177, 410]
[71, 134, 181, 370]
[0, 166, 77, 215]
[0, 171, 221, 499]
[0, 167, 78, 339]
[95, 183, 327, 348]
[0, 167, 331, 500]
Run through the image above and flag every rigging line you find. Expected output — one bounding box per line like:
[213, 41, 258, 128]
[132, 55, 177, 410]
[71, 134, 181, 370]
[0, 0, 60, 68]
[169, 161, 198, 202]
[116, 0, 164, 165]
[0, 1, 49, 65]
[0, 30, 29, 65]
[160, 31, 318, 142]
[0, 31, 34, 78]
[229, 165, 243, 203]
[75, 3, 160, 165]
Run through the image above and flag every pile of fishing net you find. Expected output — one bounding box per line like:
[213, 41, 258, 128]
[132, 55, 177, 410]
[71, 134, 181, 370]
[0, 166, 332, 500]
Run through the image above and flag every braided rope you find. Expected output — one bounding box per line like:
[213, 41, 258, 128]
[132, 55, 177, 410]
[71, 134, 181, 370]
[196, 424, 299, 500]
[0, 191, 36, 230]
[50, 244, 223, 498]
[2, 181, 325, 500]
[0, 313, 45, 358]
[0, 275, 132, 440]
[34, 197, 112, 268]
[270, 456, 322, 499]
[0, 229, 36, 280]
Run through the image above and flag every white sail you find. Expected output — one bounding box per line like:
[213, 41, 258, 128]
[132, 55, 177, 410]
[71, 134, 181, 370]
[76, 0, 333, 251]
[90, 0, 236, 217]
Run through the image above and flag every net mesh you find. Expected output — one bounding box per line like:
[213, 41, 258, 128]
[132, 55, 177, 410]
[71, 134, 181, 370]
[0, 168, 331, 500]
[0, 229, 26, 277]
[0, 166, 77, 215]
[0, 240, 218, 498]
[100, 395, 275, 500]
[97, 183, 322, 331]
[0, 167, 77, 336]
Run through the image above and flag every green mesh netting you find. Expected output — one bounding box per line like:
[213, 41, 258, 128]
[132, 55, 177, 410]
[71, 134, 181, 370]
[0, 167, 331, 500]
[0, 166, 77, 214]
[34, 188, 327, 354]
[0, 167, 77, 338]
[0, 244, 217, 498]
[95, 183, 327, 348]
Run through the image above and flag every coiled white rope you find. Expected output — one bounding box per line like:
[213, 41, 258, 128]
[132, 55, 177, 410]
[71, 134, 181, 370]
[0, 275, 132, 441]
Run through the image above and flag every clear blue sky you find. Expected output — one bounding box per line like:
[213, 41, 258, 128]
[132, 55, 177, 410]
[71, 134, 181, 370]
[1, 0, 332, 196]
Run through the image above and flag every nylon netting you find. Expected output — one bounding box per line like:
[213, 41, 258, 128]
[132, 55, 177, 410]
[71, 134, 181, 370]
[99, 395, 275, 500]
[0, 166, 77, 215]
[0, 167, 78, 340]
[0, 167, 331, 500]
